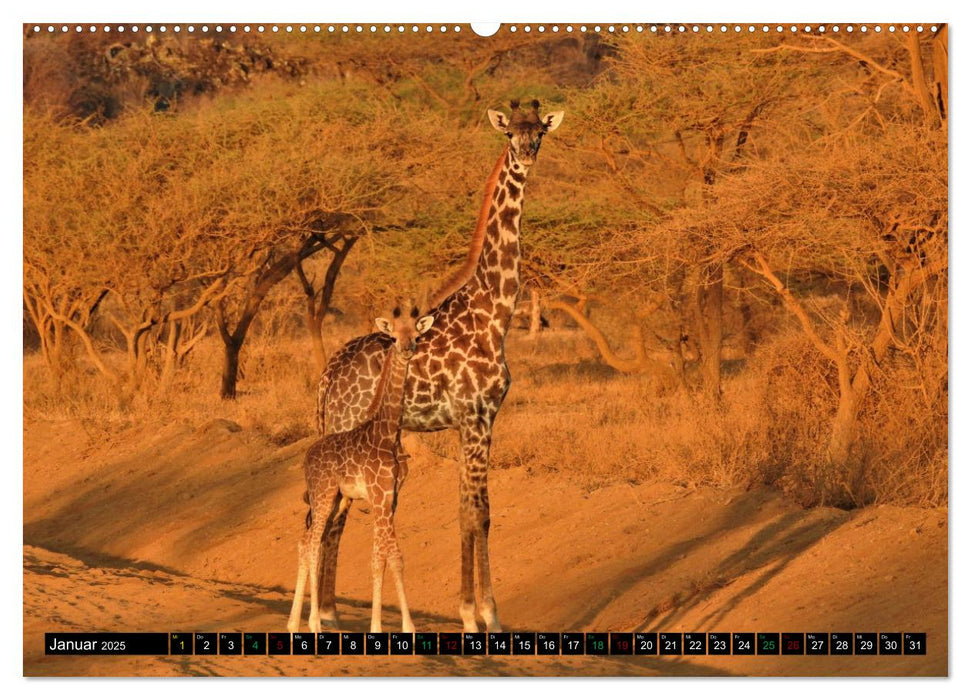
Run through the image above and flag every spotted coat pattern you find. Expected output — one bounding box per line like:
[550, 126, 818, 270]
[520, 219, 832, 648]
[289, 311, 433, 634]
[314, 103, 564, 632]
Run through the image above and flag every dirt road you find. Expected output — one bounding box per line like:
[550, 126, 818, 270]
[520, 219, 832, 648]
[23, 419, 947, 676]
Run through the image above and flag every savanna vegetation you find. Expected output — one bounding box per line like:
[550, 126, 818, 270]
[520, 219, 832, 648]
[23, 26, 948, 509]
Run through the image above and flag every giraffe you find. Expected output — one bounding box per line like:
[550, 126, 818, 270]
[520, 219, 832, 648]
[288, 304, 435, 634]
[315, 99, 564, 632]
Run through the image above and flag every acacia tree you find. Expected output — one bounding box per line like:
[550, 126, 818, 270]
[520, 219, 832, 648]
[655, 55, 946, 503]
[197, 83, 468, 398]
[22, 261, 106, 381]
[636, 28, 948, 502]
[295, 233, 357, 372]
[23, 109, 238, 398]
[215, 223, 355, 399]
[753, 37, 948, 476]
[528, 32, 790, 393]
[736, 30, 947, 485]
[25, 44, 524, 401]
[617, 34, 798, 397]
[738, 135, 945, 498]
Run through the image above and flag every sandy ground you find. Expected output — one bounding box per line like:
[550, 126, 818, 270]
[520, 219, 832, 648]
[23, 418, 947, 677]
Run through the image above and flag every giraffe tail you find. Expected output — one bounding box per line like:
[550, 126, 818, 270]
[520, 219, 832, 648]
[303, 490, 312, 530]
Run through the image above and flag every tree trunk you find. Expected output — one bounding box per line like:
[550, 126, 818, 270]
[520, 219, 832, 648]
[221, 338, 242, 399]
[307, 315, 328, 372]
[217, 233, 345, 398]
[828, 386, 862, 468]
[159, 320, 180, 390]
[905, 31, 939, 129]
[296, 236, 356, 374]
[25, 294, 72, 378]
[528, 288, 541, 338]
[670, 337, 687, 388]
[690, 265, 723, 399]
[24, 295, 59, 376]
[825, 257, 942, 468]
[218, 252, 297, 399]
[699, 280, 723, 399]
[51, 319, 66, 373]
[932, 25, 948, 129]
[735, 267, 758, 356]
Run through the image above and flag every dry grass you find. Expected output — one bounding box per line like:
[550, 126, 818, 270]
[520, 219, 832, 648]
[24, 317, 946, 509]
[490, 332, 778, 493]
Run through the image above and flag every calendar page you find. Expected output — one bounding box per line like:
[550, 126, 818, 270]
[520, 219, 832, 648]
[22, 21, 947, 678]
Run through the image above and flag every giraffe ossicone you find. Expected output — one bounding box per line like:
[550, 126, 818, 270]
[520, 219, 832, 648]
[288, 303, 434, 634]
[315, 100, 564, 632]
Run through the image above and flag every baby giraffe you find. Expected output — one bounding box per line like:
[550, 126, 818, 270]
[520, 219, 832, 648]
[287, 304, 434, 634]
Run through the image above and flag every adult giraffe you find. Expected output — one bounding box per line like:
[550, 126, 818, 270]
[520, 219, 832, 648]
[315, 99, 564, 632]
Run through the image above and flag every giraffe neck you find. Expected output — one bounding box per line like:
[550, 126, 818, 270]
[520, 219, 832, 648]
[427, 146, 509, 310]
[469, 148, 527, 327]
[372, 348, 409, 439]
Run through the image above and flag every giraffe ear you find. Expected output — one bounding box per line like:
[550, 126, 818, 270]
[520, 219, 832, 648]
[543, 111, 564, 133]
[375, 317, 393, 335]
[416, 315, 435, 335]
[487, 109, 509, 133]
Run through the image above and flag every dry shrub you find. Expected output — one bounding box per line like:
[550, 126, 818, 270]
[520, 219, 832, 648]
[717, 330, 945, 509]
[859, 354, 948, 507]
[24, 354, 136, 427]
[24, 333, 321, 448]
[491, 331, 772, 492]
[24, 320, 945, 508]
[493, 327, 944, 507]
[740, 333, 846, 506]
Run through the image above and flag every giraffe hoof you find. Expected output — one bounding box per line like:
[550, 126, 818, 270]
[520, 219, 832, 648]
[318, 614, 340, 631]
[459, 602, 478, 632]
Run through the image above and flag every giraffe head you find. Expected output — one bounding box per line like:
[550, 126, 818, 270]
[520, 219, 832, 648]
[375, 304, 435, 359]
[487, 99, 564, 167]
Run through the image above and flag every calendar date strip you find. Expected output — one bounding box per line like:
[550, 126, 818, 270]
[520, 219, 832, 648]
[46, 631, 927, 656]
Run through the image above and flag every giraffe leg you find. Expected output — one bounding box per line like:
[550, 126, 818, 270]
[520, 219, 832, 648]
[318, 495, 351, 628]
[474, 498, 501, 632]
[386, 528, 415, 633]
[308, 485, 339, 634]
[286, 526, 312, 633]
[370, 505, 390, 633]
[458, 511, 477, 632]
[459, 417, 502, 632]
[395, 438, 410, 491]
[307, 517, 326, 634]
[385, 455, 414, 632]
